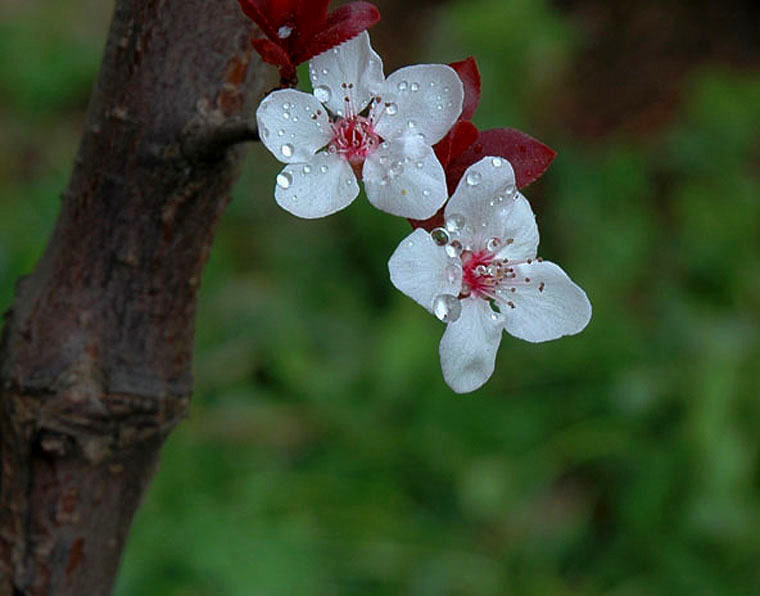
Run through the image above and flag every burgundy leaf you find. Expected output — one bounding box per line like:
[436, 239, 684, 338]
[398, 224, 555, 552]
[446, 128, 556, 191]
[448, 57, 481, 121]
[296, 0, 331, 42]
[238, 0, 278, 39]
[252, 37, 296, 80]
[299, 2, 380, 63]
[434, 120, 478, 171]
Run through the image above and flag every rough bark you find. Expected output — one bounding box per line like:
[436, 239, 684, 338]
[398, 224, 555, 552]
[0, 1, 271, 594]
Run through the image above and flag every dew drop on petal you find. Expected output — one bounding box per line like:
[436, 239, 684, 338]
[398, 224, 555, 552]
[445, 213, 466, 233]
[397, 80, 409, 92]
[280, 143, 294, 158]
[261, 127, 270, 138]
[416, 161, 424, 169]
[303, 165, 312, 174]
[433, 294, 461, 323]
[505, 184, 517, 199]
[445, 240, 463, 258]
[430, 227, 449, 246]
[283, 112, 291, 120]
[486, 237, 502, 252]
[422, 189, 431, 197]
[466, 171, 482, 186]
[445, 263, 461, 284]
[277, 25, 293, 39]
[313, 85, 331, 103]
[411, 82, 420, 92]
[320, 165, 329, 173]
[385, 103, 398, 116]
[491, 157, 503, 168]
[407, 120, 416, 129]
[276, 172, 292, 189]
[277, 129, 285, 137]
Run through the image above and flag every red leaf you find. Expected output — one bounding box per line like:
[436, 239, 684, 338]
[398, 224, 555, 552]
[434, 120, 478, 170]
[238, 0, 278, 39]
[449, 57, 481, 121]
[299, 2, 380, 63]
[446, 128, 556, 191]
[252, 37, 296, 80]
[296, 0, 331, 42]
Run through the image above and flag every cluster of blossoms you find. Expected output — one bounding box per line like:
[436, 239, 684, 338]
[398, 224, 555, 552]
[241, 0, 591, 393]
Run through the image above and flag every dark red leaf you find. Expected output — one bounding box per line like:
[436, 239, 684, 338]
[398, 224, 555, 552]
[252, 37, 296, 80]
[238, 0, 278, 39]
[299, 2, 380, 63]
[408, 209, 446, 233]
[448, 57, 481, 121]
[446, 128, 556, 191]
[434, 120, 478, 171]
[296, 0, 331, 42]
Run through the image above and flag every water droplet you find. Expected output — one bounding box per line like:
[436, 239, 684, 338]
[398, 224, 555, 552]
[474, 265, 487, 276]
[445, 240, 462, 258]
[385, 103, 398, 116]
[313, 85, 331, 103]
[430, 228, 449, 246]
[397, 80, 409, 92]
[380, 176, 390, 186]
[391, 162, 404, 176]
[278, 25, 293, 39]
[282, 102, 290, 110]
[345, 178, 353, 187]
[460, 283, 472, 297]
[490, 312, 502, 322]
[320, 165, 329, 173]
[486, 237, 502, 252]
[505, 184, 517, 199]
[303, 165, 312, 174]
[432, 294, 461, 323]
[261, 127, 270, 138]
[445, 213, 465, 233]
[491, 157, 504, 168]
[466, 171, 482, 186]
[444, 86, 450, 93]
[321, 68, 329, 75]
[291, 195, 298, 202]
[277, 129, 285, 137]
[407, 120, 416, 129]
[280, 143, 294, 158]
[291, 115, 299, 122]
[416, 161, 424, 169]
[437, 104, 443, 110]
[283, 111, 291, 120]
[276, 172, 292, 189]
[445, 263, 461, 284]
[411, 82, 420, 92]
[422, 189, 431, 197]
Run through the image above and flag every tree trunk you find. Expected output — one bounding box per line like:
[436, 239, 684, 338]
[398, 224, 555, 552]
[0, 1, 269, 593]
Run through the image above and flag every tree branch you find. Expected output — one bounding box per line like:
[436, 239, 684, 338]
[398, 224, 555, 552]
[0, 1, 271, 594]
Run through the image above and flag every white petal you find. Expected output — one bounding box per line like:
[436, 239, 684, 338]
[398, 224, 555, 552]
[363, 136, 447, 219]
[439, 298, 503, 393]
[274, 153, 359, 219]
[445, 157, 538, 258]
[374, 64, 464, 145]
[309, 31, 385, 116]
[257, 89, 332, 164]
[501, 261, 592, 343]
[388, 228, 462, 313]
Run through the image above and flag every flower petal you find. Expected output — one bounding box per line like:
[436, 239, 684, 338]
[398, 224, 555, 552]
[439, 298, 503, 393]
[363, 136, 448, 219]
[501, 261, 592, 343]
[308, 31, 384, 116]
[257, 89, 332, 164]
[388, 228, 462, 313]
[274, 152, 359, 218]
[445, 156, 537, 257]
[375, 64, 464, 145]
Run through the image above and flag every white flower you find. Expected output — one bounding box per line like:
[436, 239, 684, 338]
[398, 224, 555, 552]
[388, 156, 592, 393]
[256, 31, 464, 219]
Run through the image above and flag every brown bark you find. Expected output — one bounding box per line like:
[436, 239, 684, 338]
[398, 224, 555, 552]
[0, 1, 271, 594]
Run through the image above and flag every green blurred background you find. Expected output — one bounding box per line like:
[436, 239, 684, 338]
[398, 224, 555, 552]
[2, 0, 760, 594]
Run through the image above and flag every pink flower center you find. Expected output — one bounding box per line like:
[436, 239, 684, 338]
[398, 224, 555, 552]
[330, 116, 381, 168]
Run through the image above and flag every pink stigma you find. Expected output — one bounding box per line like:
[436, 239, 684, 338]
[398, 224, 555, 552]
[330, 116, 381, 168]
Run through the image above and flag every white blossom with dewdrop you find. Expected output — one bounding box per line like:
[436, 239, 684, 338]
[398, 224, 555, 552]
[255, 31, 464, 219]
[388, 156, 592, 393]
